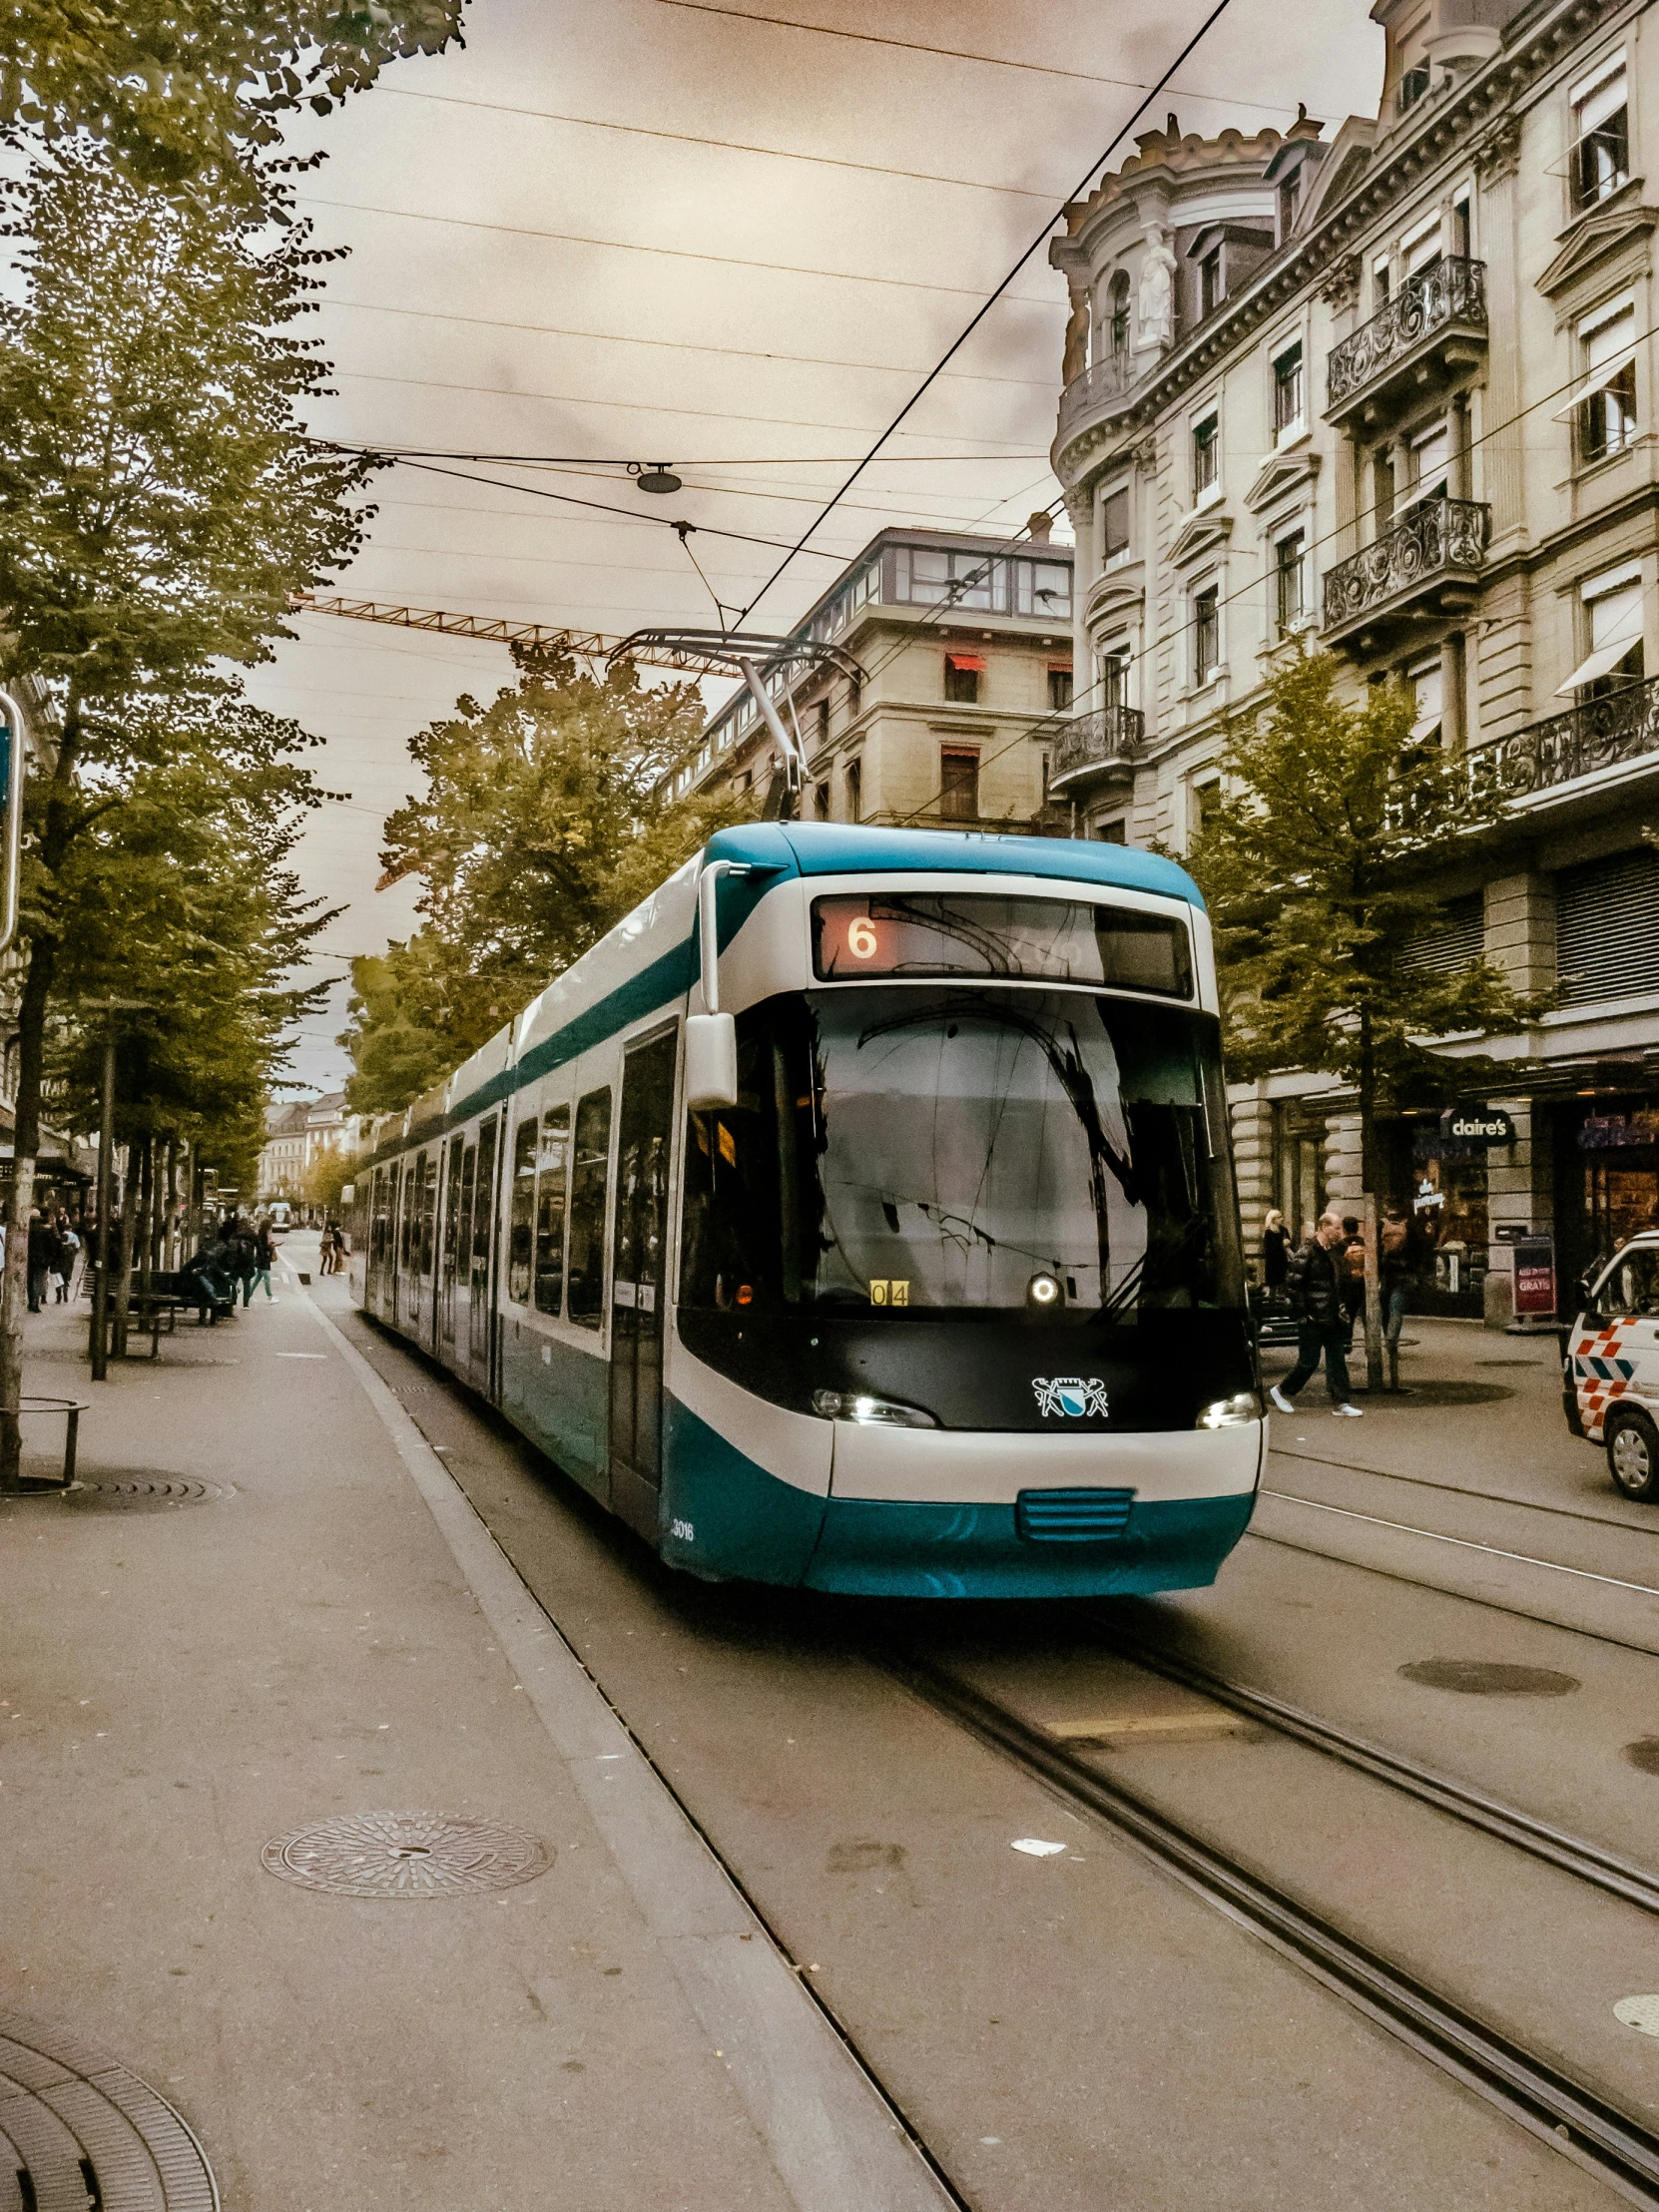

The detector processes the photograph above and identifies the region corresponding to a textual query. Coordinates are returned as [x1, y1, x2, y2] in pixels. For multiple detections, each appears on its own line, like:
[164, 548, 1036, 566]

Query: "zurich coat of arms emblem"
[1032, 1377, 1110, 1419]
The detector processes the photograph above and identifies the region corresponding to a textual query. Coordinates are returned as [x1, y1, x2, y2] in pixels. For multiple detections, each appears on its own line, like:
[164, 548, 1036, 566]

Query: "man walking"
[1269, 1210, 1365, 1418]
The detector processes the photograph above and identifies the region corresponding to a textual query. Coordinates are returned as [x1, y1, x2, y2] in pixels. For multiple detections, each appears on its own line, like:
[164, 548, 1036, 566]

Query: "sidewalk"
[0, 1244, 944, 2211]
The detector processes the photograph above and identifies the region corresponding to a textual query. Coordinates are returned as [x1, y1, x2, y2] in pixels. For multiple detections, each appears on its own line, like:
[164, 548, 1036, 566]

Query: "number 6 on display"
[847, 915, 878, 960]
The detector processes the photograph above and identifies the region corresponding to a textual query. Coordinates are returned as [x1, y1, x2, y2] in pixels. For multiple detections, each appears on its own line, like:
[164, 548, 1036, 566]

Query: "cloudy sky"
[255, 0, 1384, 1093]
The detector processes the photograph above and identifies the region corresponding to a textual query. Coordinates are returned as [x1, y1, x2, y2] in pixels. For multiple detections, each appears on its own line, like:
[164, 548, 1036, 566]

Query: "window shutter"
[1401, 892, 1483, 973]
[1556, 849, 1659, 1004]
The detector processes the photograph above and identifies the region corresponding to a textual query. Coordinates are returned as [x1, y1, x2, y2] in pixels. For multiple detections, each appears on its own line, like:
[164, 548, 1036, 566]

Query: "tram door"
[608, 1027, 677, 1537]
[468, 1112, 502, 1396]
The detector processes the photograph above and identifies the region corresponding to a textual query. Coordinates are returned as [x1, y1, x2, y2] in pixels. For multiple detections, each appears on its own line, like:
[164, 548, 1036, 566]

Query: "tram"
[349, 824, 1262, 1597]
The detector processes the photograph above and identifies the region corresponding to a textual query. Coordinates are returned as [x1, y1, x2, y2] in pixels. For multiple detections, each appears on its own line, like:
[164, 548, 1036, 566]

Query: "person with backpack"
[1269, 1210, 1365, 1418]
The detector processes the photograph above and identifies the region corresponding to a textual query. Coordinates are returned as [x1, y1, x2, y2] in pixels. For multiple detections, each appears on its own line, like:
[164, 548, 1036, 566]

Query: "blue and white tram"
[349, 824, 1262, 1597]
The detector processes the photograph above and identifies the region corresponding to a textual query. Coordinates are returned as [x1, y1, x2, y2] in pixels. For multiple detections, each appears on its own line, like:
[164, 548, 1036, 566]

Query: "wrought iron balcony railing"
[1049, 705, 1145, 795]
[1326, 256, 1486, 422]
[1467, 672, 1659, 801]
[1323, 498, 1488, 639]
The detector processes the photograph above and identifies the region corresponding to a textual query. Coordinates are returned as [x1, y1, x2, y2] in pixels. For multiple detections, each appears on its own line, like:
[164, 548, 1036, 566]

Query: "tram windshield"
[680, 987, 1244, 1320]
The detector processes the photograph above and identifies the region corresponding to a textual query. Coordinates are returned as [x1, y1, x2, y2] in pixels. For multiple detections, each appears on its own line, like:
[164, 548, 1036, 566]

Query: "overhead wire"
[738, 0, 1240, 622]
[644, 0, 1293, 114]
[297, 194, 1063, 306]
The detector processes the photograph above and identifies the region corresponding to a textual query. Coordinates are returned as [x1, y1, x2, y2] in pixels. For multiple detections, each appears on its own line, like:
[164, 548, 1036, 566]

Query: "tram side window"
[509, 1117, 537, 1304]
[371, 1169, 390, 1265]
[419, 1151, 438, 1277]
[680, 1001, 815, 1311]
[565, 1087, 612, 1329]
[398, 1165, 415, 1272]
[442, 1135, 464, 1290]
[535, 1104, 570, 1316]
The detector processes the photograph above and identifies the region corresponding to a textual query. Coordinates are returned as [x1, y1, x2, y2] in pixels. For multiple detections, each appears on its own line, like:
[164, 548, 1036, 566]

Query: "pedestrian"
[1380, 1208, 1420, 1391]
[1261, 1208, 1291, 1290]
[1269, 1210, 1365, 1418]
[25, 1208, 52, 1314]
[231, 1220, 259, 1307]
[1338, 1214, 1367, 1350]
[250, 1221, 276, 1301]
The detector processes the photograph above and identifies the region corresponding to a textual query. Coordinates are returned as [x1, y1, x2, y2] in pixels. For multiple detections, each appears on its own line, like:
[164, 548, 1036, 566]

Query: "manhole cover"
[261, 1810, 551, 1898]
[0, 2011, 218, 2209]
[1622, 1738, 1659, 1776]
[1399, 1659, 1579, 1697]
[5, 1475, 231, 1510]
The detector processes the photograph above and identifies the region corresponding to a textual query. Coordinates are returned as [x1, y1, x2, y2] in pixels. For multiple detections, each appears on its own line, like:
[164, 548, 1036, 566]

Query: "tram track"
[1088, 1623, 1659, 1915]
[889, 1649, 1659, 2211]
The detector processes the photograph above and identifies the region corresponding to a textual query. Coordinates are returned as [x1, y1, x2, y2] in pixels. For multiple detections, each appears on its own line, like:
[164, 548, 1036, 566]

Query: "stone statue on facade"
[1062, 293, 1090, 383]
[1135, 226, 1178, 351]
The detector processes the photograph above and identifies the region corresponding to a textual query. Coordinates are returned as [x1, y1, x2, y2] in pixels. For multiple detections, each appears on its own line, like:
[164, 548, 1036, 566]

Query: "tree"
[0, 151, 371, 1479]
[340, 643, 756, 1114]
[0, 2, 465, 191]
[1186, 650, 1548, 1387]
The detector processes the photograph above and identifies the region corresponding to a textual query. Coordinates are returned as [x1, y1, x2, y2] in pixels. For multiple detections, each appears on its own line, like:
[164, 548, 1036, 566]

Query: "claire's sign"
[1439, 1106, 1515, 1147]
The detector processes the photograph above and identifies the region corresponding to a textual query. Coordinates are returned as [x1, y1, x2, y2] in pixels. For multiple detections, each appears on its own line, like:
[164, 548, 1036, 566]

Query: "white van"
[1564, 1234, 1659, 1498]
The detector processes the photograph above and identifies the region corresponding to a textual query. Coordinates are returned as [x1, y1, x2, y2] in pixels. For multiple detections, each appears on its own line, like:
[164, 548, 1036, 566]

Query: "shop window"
[940, 748, 979, 822]
[944, 653, 982, 705]
[1048, 665, 1074, 712]
[1192, 412, 1219, 500]
[1576, 295, 1637, 464]
[1273, 342, 1305, 438]
[1571, 54, 1628, 212]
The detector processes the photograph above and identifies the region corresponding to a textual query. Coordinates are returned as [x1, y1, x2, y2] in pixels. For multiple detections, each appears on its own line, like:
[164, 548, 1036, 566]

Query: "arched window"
[1110, 273, 1132, 364]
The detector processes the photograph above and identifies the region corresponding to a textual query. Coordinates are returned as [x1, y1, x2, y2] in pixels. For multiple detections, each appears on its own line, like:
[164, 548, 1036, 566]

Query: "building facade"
[1051, 0, 1659, 1320]
[668, 525, 1077, 832]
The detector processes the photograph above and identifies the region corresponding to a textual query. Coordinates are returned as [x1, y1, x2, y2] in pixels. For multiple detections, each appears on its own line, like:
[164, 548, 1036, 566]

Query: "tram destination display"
[812, 891, 1194, 996]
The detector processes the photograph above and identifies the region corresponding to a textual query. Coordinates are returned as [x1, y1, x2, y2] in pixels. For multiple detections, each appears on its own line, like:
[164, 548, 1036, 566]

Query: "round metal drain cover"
[1399, 1658, 1579, 1697]
[0, 2011, 218, 2209]
[1623, 1738, 1659, 1776]
[262, 1810, 551, 1898]
[8, 1475, 230, 1510]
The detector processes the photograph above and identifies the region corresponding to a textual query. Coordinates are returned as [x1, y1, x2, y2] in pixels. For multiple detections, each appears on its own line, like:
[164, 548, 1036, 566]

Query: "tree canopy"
[0, 2, 465, 189]
[341, 644, 756, 1114]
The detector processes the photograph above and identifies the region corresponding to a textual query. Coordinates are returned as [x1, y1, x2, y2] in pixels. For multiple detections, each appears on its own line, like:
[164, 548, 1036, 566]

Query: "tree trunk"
[164, 1139, 178, 1270]
[112, 1141, 139, 1358]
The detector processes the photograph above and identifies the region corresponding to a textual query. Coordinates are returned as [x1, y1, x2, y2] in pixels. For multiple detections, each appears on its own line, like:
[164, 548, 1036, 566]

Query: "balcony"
[1325, 257, 1487, 430]
[1056, 354, 1136, 447]
[1467, 673, 1659, 804]
[1322, 497, 1488, 648]
[1048, 705, 1144, 798]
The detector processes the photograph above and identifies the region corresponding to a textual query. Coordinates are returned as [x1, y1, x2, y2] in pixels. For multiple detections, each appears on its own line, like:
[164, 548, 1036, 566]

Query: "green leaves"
[0, 2, 465, 191]
[1186, 648, 1546, 1112]
[340, 644, 758, 1114]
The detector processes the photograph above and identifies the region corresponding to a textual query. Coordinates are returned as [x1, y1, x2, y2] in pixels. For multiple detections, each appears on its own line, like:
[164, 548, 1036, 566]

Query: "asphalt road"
[321, 1266, 1659, 2210]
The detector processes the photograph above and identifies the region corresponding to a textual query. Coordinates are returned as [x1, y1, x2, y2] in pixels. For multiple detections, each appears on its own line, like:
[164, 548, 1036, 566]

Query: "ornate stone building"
[1051, 0, 1659, 1319]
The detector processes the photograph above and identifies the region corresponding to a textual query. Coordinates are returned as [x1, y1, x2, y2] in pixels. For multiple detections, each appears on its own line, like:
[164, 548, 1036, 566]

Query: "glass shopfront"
[1409, 1118, 1489, 1317]
[1566, 1097, 1659, 1279]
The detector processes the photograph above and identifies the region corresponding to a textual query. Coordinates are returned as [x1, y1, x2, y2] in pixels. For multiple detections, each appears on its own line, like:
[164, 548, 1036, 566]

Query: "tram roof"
[704, 823, 1206, 908]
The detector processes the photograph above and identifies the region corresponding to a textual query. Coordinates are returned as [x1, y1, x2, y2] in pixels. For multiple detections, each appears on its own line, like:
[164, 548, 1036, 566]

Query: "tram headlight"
[1196, 1391, 1262, 1428]
[812, 1388, 939, 1429]
[1026, 1271, 1064, 1310]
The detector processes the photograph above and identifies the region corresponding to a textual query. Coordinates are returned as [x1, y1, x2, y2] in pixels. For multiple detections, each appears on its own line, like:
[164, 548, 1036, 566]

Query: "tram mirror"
[685, 1011, 740, 1110]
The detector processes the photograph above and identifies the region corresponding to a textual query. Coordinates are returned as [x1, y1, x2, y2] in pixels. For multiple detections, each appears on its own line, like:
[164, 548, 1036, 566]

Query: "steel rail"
[889, 1652, 1659, 2209]
[1095, 1627, 1659, 1917]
